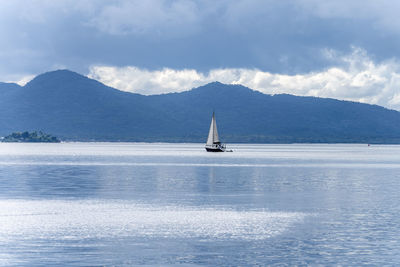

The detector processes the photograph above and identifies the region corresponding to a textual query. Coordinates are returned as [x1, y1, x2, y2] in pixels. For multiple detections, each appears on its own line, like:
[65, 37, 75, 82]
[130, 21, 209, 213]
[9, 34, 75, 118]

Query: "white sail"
[206, 112, 220, 145]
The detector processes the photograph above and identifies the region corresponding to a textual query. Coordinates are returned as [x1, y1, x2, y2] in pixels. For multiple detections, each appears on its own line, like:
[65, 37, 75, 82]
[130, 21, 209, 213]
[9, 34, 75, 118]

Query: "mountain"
[0, 82, 21, 95]
[1, 69, 400, 143]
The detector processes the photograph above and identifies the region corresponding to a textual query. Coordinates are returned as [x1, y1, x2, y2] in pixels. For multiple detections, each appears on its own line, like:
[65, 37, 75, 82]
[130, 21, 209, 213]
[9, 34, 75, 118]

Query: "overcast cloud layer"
[2, 1, 400, 109]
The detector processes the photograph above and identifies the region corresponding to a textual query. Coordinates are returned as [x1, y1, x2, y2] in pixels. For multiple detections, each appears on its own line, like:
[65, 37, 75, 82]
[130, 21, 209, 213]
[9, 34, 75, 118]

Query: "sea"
[0, 143, 399, 266]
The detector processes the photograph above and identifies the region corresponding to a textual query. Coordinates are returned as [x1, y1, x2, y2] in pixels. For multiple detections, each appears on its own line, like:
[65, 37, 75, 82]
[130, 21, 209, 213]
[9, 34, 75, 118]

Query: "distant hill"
[1, 69, 400, 143]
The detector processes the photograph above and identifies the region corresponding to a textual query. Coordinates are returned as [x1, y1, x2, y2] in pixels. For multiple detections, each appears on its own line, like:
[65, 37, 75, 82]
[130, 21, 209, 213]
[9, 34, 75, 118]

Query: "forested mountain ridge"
[1, 69, 400, 143]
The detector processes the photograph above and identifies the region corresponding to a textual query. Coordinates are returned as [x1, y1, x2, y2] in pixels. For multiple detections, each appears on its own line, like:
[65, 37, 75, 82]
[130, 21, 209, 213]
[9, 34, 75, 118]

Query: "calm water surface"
[0, 143, 399, 266]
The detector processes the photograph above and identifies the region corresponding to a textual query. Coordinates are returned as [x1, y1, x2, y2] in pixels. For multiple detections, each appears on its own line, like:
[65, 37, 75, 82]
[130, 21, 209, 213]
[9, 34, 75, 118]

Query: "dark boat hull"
[205, 147, 225, 152]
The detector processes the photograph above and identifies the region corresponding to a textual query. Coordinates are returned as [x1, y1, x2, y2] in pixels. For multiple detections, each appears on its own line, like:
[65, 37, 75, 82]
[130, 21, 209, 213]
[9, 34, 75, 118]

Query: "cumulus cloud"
[14, 75, 36, 86]
[88, 66, 204, 95]
[89, 48, 400, 110]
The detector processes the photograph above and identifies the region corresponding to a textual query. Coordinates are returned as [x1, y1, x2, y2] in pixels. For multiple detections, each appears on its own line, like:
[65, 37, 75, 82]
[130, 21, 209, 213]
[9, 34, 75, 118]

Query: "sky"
[3, 0, 400, 109]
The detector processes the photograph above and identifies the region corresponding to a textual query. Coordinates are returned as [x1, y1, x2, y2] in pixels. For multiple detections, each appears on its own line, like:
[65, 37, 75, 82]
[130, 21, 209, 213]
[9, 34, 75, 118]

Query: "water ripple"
[0, 200, 306, 241]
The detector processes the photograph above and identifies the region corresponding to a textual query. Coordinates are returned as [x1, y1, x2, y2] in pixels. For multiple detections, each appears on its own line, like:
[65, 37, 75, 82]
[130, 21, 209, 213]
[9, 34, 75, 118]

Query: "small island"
[1, 131, 61, 143]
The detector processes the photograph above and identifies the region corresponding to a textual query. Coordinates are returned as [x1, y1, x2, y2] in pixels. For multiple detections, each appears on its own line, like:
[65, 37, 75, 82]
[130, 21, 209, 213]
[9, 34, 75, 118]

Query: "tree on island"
[1, 131, 60, 143]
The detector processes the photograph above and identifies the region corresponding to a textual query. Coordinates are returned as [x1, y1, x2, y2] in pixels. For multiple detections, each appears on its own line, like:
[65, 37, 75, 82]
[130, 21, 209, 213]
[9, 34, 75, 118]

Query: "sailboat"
[205, 112, 231, 152]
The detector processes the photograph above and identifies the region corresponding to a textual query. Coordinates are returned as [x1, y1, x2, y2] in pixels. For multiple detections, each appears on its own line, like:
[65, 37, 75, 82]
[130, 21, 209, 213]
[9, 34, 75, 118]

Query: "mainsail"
[206, 112, 220, 145]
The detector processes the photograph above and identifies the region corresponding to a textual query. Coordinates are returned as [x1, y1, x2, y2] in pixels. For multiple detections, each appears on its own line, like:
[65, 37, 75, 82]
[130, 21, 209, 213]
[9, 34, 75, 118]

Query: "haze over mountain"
[1, 69, 400, 143]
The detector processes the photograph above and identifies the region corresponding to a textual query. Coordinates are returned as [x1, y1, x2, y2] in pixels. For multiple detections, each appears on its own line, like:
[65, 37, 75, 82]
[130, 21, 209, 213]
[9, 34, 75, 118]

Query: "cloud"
[13, 75, 36, 86]
[297, 0, 400, 33]
[3, 0, 400, 83]
[84, 0, 400, 36]
[88, 48, 400, 110]
[87, 0, 201, 36]
[88, 66, 205, 95]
